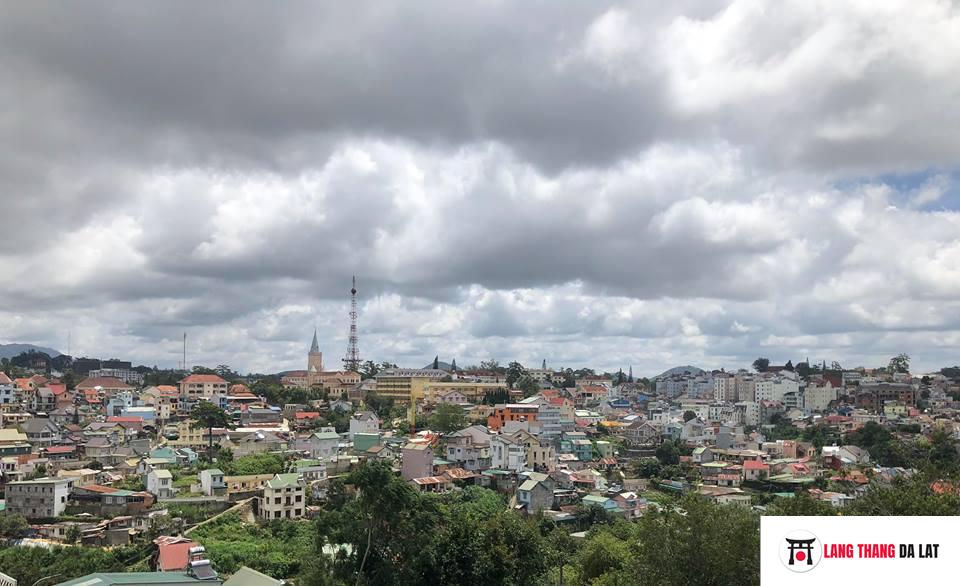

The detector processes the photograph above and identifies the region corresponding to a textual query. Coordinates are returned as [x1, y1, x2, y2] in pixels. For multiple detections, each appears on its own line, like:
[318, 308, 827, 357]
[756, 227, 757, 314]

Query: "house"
[71, 484, 155, 516]
[0, 428, 31, 457]
[691, 446, 714, 464]
[401, 443, 434, 480]
[154, 536, 202, 571]
[742, 459, 770, 481]
[199, 468, 226, 496]
[147, 468, 174, 499]
[259, 473, 306, 520]
[300, 431, 340, 460]
[611, 492, 646, 519]
[581, 494, 620, 513]
[19, 417, 61, 448]
[410, 475, 454, 493]
[0, 372, 16, 406]
[622, 420, 661, 446]
[5, 477, 73, 518]
[232, 430, 284, 457]
[517, 473, 554, 513]
[57, 467, 100, 486]
[445, 425, 492, 471]
[821, 445, 871, 469]
[240, 407, 282, 427]
[490, 433, 527, 472]
[348, 411, 380, 440]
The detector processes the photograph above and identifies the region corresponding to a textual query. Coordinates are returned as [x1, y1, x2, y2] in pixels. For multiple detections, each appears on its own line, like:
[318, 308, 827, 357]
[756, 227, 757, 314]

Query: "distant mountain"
[0, 343, 62, 360]
[656, 365, 704, 379]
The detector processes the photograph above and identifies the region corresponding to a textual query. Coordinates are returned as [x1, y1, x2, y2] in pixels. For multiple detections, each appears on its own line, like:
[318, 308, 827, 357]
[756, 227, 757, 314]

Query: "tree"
[480, 359, 502, 373]
[65, 524, 82, 544]
[784, 360, 794, 371]
[655, 440, 682, 465]
[359, 361, 381, 380]
[190, 401, 230, 460]
[888, 353, 911, 374]
[505, 361, 525, 389]
[364, 391, 394, 420]
[683, 410, 697, 422]
[428, 404, 468, 434]
[517, 375, 539, 398]
[432, 356, 440, 370]
[0, 512, 28, 538]
[752, 357, 770, 372]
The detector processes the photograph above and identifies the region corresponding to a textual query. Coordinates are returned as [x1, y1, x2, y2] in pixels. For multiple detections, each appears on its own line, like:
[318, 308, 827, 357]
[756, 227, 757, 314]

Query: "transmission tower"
[343, 275, 361, 372]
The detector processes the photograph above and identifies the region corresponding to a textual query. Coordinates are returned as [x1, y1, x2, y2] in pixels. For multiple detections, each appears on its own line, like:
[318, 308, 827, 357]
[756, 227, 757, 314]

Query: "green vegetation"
[222, 453, 285, 476]
[425, 403, 469, 433]
[0, 512, 29, 538]
[0, 545, 147, 585]
[191, 512, 313, 578]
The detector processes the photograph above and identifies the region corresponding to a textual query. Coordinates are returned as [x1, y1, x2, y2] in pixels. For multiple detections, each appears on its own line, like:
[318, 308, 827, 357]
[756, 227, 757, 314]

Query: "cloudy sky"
[3, 1, 960, 376]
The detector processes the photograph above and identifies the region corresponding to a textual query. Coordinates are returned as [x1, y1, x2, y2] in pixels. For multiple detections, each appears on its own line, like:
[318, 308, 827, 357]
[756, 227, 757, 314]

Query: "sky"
[2, 1, 960, 377]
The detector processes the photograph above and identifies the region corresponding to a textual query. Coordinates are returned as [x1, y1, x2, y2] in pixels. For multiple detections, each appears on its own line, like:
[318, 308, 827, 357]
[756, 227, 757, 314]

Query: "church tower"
[307, 329, 323, 385]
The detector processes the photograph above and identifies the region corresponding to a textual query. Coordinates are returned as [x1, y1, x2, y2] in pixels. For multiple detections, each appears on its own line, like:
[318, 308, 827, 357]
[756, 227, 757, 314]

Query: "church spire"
[310, 329, 320, 353]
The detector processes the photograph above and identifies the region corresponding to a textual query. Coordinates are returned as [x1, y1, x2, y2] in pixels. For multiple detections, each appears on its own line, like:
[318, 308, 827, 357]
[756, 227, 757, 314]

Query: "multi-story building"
[88, 368, 145, 386]
[259, 473, 306, 520]
[445, 425, 491, 471]
[713, 374, 735, 403]
[803, 381, 838, 412]
[486, 404, 539, 431]
[490, 433, 528, 472]
[421, 381, 507, 404]
[0, 372, 17, 407]
[178, 374, 229, 400]
[401, 443, 434, 480]
[374, 368, 447, 403]
[5, 477, 73, 518]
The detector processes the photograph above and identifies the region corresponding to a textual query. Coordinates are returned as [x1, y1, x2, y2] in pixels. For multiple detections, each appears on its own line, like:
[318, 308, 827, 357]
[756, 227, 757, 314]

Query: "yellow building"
[422, 381, 508, 404]
[374, 369, 447, 403]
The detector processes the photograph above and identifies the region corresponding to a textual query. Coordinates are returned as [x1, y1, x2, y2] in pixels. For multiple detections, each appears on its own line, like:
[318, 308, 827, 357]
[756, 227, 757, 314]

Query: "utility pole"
[183, 332, 187, 373]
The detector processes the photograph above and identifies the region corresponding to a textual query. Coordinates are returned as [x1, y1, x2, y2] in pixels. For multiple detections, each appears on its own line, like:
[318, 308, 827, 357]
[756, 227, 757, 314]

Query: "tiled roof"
[179, 374, 228, 384]
[155, 537, 200, 571]
[77, 377, 133, 389]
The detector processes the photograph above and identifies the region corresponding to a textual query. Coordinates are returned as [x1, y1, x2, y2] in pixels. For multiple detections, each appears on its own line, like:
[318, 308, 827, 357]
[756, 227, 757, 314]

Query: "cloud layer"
[2, 1, 959, 375]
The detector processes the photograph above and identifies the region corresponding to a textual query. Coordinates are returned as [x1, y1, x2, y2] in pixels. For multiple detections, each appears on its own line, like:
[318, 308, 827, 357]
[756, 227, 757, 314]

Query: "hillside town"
[1, 329, 959, 584]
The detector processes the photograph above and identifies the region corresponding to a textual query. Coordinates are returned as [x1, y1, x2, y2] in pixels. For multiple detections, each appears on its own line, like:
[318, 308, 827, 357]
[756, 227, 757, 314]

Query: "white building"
[804, 381, 838, 412]
[259, 473, 306, 520]
[146, 468, 174, 499]
[348, 411, 380, 440]
[490, 433, 528, 472]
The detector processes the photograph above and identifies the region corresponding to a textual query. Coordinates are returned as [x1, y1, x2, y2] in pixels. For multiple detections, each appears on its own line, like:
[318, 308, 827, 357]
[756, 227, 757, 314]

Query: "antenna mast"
[343, 276, 361, 372]
[183, 332, 187, 373]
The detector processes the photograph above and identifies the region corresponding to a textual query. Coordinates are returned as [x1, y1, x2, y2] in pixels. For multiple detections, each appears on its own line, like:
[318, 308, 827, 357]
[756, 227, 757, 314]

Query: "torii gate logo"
[780, 530, 822, 573]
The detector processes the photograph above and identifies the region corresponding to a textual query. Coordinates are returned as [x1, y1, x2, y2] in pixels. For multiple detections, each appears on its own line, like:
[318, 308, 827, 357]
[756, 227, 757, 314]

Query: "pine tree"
[451, 358, 457, 372]
[433, 355, 439, 370]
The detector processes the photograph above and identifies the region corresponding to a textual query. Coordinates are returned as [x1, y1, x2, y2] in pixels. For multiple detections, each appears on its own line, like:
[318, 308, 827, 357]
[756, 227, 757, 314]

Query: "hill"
[0, 343, 61, 360]
[656, 365, 704, 379]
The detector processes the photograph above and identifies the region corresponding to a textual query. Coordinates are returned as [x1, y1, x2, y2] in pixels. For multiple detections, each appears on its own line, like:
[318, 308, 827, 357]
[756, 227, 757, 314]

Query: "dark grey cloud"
[3, 1, 960, 374]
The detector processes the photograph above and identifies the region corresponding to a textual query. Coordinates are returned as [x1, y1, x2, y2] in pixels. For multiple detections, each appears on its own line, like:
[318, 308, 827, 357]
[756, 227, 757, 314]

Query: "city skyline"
[2, 2, 959, 374]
